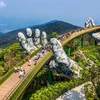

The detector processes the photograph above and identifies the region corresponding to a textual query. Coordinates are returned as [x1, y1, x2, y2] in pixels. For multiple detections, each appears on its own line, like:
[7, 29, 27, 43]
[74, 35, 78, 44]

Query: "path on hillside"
[56, 82, 91, 100]
[0, 51, 48, 100]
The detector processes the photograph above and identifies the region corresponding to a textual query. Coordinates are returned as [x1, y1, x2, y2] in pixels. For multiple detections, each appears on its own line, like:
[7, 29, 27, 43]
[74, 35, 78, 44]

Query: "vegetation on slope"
[71, 46, 100, 68]
[29, 46, 100, 100]
[84, 83, 99, 100]
[0, 43, 25, 77]
[0, 25, 99, 99]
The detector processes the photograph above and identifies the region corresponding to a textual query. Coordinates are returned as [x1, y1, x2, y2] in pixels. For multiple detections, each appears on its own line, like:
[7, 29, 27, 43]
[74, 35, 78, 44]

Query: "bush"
[29, 78, 86, 100]
[84, 83, 99, 100]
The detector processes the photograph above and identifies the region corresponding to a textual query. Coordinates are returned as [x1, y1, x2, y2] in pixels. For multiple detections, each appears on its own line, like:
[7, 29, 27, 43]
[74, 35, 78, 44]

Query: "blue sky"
[0, 0, 100, 26]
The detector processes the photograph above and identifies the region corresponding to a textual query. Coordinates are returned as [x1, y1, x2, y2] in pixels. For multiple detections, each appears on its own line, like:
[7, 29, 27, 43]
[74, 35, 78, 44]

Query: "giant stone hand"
[85, 17, 100, 42]
[34, 29, 41, 48]
[18, 32, 32, 54]
[26, 28, 37, 51]
[41, 31, 48, 47]
[50, 38, 82, 78]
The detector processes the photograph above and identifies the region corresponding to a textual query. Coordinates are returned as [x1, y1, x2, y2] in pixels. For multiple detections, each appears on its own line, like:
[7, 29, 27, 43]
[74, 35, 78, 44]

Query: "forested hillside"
[0, 20, 80, 48]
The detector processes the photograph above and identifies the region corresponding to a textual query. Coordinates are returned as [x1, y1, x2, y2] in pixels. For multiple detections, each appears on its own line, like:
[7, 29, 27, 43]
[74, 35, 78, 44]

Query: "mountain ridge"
[0, 20, 80, 48]
[0, 32, 3, 35]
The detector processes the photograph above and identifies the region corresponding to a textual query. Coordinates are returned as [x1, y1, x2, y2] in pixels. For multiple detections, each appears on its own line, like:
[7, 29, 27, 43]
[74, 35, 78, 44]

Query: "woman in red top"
[27, 55, 30, 61]
[27, 55, 31, 66]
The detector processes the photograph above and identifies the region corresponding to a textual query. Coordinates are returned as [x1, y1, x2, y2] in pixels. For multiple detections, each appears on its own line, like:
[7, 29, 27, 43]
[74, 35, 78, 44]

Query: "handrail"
[3, 60, 34, 100]
[3, 52, 53, 100]
[10, 52, 53, 100]
[3, 26, 100, 100]
[3, 48, 41, 100]
[62, 26, 100, 46]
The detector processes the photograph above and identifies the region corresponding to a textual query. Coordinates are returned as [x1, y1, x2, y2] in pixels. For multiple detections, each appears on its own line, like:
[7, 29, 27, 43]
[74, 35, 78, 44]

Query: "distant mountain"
[0, 32, 3, 36]
[30, 20, 80, 35]
[0, 20, 80, 48]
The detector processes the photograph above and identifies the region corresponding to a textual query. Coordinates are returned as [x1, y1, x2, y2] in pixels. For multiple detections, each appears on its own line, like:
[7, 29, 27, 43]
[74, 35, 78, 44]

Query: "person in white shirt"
[19, 70, 24, 78]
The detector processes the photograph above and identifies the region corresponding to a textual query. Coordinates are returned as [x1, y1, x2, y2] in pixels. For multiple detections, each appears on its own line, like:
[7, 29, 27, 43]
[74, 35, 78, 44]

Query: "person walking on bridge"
[27, 55, 32, 66]
[19, 70, 24, 78]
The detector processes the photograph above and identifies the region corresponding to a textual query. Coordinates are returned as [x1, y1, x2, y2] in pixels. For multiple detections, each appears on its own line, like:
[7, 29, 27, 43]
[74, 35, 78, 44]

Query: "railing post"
[94, 40, 97, 46]
[48, 69, 53, 85]
[81, 37, 84, 48]
[67, 46, 71, 57]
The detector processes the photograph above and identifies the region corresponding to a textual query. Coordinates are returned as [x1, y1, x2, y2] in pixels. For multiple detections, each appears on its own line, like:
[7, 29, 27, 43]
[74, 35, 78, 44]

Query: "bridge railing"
[3, 59, 36, 100]
[59, 25, 100, 42]
[62, 26, 100, 46]
[3, 51, 53, 100]
[3, 48, 42, 100]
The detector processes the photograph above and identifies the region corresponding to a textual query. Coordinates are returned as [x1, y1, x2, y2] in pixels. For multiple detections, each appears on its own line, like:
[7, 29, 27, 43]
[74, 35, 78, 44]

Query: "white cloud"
[0, 1, 6, 8]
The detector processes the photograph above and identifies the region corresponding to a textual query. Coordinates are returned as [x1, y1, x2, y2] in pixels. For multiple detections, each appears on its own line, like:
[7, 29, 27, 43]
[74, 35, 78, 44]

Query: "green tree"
[52, 32, 58, 38]
[0, 66, 5, 76]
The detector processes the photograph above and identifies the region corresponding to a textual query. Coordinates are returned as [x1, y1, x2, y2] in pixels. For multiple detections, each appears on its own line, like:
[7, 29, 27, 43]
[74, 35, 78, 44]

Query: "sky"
[0, 0, 100, 26]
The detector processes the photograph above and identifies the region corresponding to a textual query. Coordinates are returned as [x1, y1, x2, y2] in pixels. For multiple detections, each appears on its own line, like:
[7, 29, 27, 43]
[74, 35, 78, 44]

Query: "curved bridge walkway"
[0, 52, 52, 100]
[0, 26, 100, 100]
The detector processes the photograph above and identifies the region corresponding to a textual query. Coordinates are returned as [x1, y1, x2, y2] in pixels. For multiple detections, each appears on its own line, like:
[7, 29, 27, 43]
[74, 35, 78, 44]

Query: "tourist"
[14, 67, 18, 73]
[23, 69, 25, 74]
[47, 45, 51, 52]
[27, 55, 31, 62]
[33, 55, 38, 65]
[37, 53, 40, 59]
[34, 60, 37, 65]
[17, 66, 20, 71]
[41, 49, 45, 55]
[27, 55, 32, 66]
[34, 55, 38, 60]
[19, 70, 24, 78]
[20, 66, 23, 71]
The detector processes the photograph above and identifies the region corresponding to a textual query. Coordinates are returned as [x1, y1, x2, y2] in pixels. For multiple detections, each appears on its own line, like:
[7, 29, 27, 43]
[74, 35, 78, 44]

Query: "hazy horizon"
[0, 18, 81, 33]
[0, 0, 100, 32]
